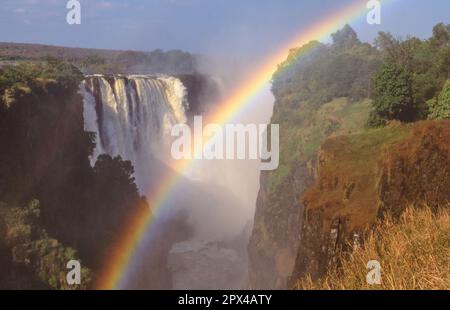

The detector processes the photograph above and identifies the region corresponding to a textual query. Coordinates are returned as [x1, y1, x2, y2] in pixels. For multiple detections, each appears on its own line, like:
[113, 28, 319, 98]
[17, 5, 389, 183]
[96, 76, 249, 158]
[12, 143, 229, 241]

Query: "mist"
[157, 51, 276, 289]
[78, 10, 278, 288]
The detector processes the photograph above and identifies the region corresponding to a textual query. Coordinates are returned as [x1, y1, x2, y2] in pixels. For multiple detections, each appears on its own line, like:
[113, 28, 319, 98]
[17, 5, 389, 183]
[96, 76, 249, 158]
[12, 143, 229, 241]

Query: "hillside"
[249, 25, 380, 289]
[0, 60, 149, 288]
[291, 120, 450, 283]
[249, 23, 450, 289]
[0, 42, 198, 75]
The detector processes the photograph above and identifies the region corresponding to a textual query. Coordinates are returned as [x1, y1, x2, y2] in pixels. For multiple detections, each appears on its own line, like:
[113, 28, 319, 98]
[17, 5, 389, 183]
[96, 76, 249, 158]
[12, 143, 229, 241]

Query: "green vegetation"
[371, 63, 415, 122]
[299, 121, 415, 244]
[268, 24, 379, 197]
[0, 60, 148, 289]
[251, 23, 450, 291]
[326, 122, 412, 174]
[428, 79, 450, 119]
[0, 43, 198, 75]
[0, 200, 91, 289]
[368, 23, 450, 125]
[273, 25, 380, 106]
[249, 26, 382, 288]
[268, 97, 373, 194]
[0, 58, 82, 90]
[256, 27, 386, 258]
[0, 58, 83, 109]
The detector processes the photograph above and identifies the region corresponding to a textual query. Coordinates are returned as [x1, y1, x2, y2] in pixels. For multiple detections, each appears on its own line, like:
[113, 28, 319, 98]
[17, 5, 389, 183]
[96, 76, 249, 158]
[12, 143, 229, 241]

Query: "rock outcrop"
[248, 161, 315, 289]
[290, 120, 450, 284]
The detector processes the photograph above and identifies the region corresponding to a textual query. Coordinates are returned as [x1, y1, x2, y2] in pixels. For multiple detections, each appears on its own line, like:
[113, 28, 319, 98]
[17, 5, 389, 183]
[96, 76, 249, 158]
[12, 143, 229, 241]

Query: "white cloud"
[96, 1, 114, 9]
[14, 8, 26, 14]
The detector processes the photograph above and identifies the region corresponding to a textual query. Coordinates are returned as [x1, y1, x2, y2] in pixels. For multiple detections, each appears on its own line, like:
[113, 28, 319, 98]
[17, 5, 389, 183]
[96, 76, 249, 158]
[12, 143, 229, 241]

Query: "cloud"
[96, 1, 114, 10]
[14, 8, 26, 14]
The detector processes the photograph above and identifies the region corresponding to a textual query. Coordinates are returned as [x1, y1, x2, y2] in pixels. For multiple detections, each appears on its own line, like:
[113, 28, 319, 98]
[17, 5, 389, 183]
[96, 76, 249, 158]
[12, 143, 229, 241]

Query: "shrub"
[371, 62, 417, 123]
[428, 79, 450, 119]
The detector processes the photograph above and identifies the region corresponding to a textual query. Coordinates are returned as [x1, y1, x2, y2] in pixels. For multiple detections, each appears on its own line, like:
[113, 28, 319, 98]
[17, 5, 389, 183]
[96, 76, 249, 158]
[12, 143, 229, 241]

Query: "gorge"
[1, 21, 450, 290]
[80, 73, 261, 289]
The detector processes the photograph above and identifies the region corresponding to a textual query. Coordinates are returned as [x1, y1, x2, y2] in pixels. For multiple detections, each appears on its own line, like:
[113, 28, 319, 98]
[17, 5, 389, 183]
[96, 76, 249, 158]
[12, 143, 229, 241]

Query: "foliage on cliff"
[273, 25, 380, 106]
[0, 58, 83, 98]
[370, 63, 415, 123]
[428, 79, 450, 119]
[291, 119, 450, 286]
[0, 200, 91, 289]
[268, 24, 380, 196]
[250, 23, 450, 290]
[368, 23, 450, 125]
[249, 25, 378, 289]
[0, 60, 148, 289]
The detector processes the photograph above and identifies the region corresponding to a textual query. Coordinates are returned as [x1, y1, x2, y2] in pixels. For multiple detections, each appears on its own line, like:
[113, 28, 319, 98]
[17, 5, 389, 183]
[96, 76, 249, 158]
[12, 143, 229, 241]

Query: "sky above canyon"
[0, 0, 449, 58]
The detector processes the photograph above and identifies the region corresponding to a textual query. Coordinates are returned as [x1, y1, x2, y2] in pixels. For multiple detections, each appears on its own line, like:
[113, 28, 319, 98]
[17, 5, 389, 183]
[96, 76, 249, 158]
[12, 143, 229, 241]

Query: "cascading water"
[81, 74, 187, 190]
[80, 74, 262, 289]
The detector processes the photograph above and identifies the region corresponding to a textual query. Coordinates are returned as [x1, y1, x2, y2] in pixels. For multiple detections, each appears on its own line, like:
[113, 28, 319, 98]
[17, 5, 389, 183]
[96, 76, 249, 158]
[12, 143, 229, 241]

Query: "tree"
[374, 31, 399, 57]
[428, 79, 450, 119]
[371, 62, 416, 123]
[84, 55, 106, 66]
[93, 155, 139, 202]
[0, 200, 91, 289]
[331, 24, 360, 48]
[272, 25, 379, 106]
[86, 154, 148, 256]
[374, 32, 421, 71]
[431, 23, 450, 48]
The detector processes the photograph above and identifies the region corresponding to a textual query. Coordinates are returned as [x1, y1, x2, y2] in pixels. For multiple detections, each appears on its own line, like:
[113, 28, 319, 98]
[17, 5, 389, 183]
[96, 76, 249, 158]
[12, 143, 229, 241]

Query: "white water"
[81, 74, 187, 190]
[80, 75, 273, 289]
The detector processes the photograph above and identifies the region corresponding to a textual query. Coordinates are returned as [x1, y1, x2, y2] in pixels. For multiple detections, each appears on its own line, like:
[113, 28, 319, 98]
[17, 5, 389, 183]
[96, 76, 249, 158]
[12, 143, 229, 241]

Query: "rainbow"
[96, 0, 393, 289]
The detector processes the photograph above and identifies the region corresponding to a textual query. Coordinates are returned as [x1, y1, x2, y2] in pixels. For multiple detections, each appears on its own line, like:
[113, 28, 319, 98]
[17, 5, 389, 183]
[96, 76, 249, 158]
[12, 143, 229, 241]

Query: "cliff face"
[290, 120, 450, 283]
[248, 73, 450, 289]
[176, 74, 221, 117]
[0, 61, 151, 288]
[0, 79, 92, 207]
[248, 161, 314, 289]
[248, 98, 373, 289]
[378, 121, 450, 214]
[248, 26, 383, 289]
[248, 23, 450, 289]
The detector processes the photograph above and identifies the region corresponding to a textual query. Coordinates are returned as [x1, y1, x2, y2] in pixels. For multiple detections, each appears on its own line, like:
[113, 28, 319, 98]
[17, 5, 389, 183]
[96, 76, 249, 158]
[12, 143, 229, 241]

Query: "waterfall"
[80, 73, 262, 289]
[81, 74, 188, 190]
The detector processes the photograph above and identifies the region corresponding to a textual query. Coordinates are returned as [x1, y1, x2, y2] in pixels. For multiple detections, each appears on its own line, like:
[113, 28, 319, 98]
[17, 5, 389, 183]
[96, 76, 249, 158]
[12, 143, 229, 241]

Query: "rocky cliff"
[248, 98, 373, 289]
[248, 24, 450, 289]
[291, 120, 450, 284]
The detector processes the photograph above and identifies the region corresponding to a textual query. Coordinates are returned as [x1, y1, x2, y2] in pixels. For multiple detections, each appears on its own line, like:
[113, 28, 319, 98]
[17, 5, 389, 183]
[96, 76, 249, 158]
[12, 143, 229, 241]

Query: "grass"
[333, 99, 372, 135]
[267, 98, 372, 193]
[325, 122, 412, 172]
[301, 118, 414, 235]
[297, 205, 450, 290]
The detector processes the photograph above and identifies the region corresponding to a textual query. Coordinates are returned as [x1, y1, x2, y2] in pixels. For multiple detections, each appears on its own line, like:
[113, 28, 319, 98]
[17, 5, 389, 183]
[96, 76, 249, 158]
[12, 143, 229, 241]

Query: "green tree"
[331, 24, 360, 48]
[430, 23, 450, 48]
[428, 79, 450, 119]
[272, 25, 379, 106]
[0, 200, 91, 289]
[77, 154, 149, 258]
[370, 62, 416, 123]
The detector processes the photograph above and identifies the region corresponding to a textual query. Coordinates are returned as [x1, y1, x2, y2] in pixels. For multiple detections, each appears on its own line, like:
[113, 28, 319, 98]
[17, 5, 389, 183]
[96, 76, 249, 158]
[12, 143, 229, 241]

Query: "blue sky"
[0, 0, 449, 57]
